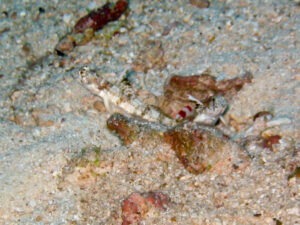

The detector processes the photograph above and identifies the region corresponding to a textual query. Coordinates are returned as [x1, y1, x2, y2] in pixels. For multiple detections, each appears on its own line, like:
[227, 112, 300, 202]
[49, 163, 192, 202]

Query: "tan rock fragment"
[164, 122, 249, 174]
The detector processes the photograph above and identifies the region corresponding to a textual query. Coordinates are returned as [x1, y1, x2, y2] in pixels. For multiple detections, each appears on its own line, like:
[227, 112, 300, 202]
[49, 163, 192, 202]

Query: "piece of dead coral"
[121, 191, 170, 225]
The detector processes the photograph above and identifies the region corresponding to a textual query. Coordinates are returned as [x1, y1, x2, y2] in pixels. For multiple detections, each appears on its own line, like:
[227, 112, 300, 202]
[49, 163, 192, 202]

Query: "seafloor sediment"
[0, 0, 299, 224]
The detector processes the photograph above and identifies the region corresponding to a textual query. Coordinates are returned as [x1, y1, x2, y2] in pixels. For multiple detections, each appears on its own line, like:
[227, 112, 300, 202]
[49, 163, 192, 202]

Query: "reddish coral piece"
[121, 193, 147, 225]
[121, 192, 170, 225]
[74, 0, 128, 33]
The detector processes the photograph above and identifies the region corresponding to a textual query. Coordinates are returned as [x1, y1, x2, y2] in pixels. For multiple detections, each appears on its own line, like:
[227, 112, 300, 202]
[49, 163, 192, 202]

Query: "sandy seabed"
[0, 0, 299, 224]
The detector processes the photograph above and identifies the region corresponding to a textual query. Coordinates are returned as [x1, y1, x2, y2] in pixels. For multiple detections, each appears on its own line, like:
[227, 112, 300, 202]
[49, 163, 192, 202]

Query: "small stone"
[106, 113, 166, 146]
[35, 215, 43, 222]
[20, 11, 26, 17]
[189, 0, 210, 8]
[93, 100, 106, 112]
[107, 113, 142, 145]
[28, 200, 36, 207]
[62, 14, 73, 25]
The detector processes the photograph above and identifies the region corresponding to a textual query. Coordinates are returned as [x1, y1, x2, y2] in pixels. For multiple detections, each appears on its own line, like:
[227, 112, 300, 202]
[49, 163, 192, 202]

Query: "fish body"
[78, 68, 251, 128]
[78, 67, 174, 125]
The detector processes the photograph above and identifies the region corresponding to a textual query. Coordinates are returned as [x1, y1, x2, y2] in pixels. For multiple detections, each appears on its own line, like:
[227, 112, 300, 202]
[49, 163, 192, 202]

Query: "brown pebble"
[35, 215, 43, 222]
[93, 100, 106, 112]
[107, 113, 166, 146]
[189, 0, 210, 8]
[107, 113, 141, 145]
